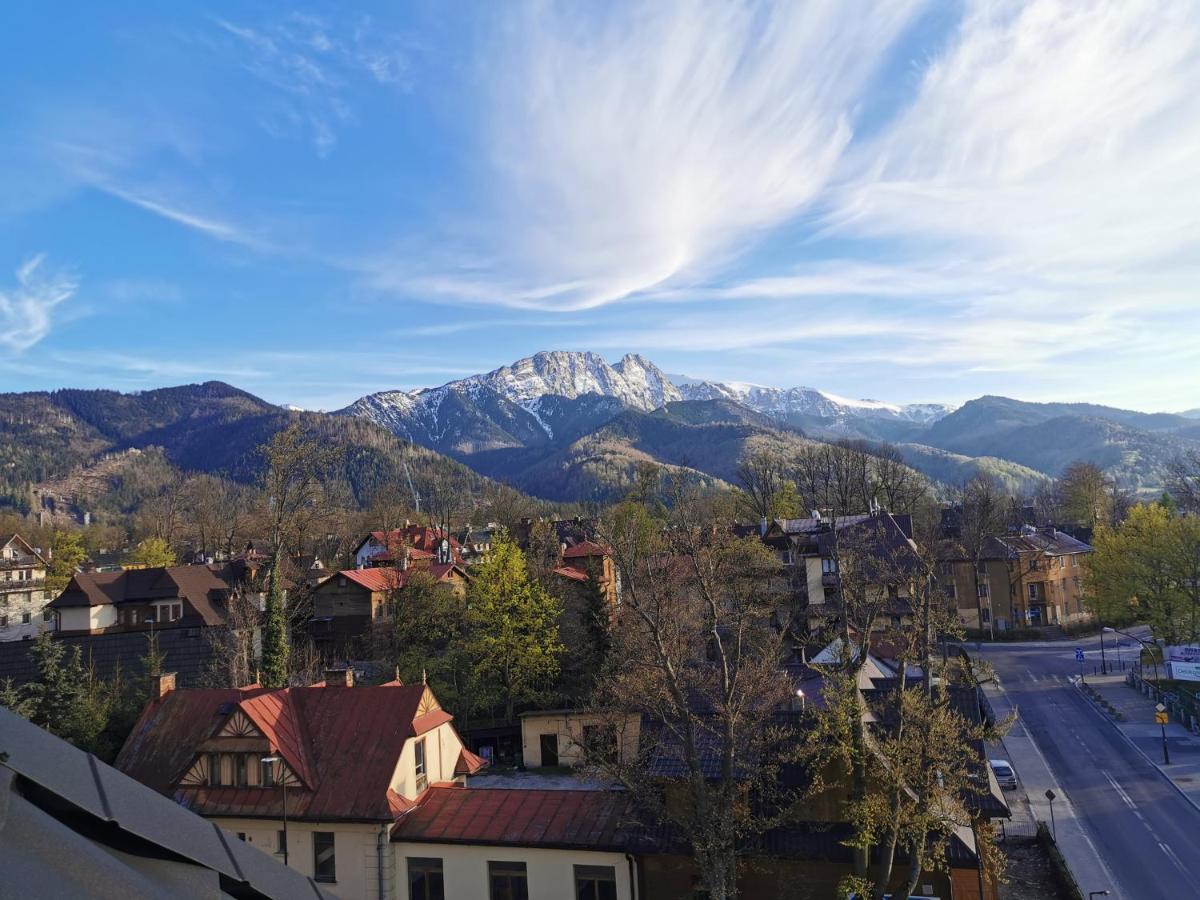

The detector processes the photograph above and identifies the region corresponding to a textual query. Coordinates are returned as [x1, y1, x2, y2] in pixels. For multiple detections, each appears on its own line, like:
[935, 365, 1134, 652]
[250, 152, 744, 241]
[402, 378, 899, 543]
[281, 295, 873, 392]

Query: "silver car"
[990, 758, 1018, 790]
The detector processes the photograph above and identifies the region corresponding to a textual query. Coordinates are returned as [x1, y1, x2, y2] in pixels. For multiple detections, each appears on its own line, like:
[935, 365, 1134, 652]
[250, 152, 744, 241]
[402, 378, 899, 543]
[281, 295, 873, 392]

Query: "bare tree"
[956, 476, 1008, 639]
[870, 443, 929, 515]
[736, 448, 787, 521]
[587, 495, 797, 900]
[1166, 449, 1200, 514]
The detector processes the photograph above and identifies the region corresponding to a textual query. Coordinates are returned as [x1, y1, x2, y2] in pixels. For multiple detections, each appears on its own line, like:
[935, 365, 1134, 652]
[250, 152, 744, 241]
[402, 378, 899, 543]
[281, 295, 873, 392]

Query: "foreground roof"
[0, 706, 334, 900]
[117, 681, 455, 822]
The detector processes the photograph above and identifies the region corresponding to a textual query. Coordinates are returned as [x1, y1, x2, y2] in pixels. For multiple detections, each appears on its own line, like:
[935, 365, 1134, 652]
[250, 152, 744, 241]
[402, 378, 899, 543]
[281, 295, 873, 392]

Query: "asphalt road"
[975, 633, 1200, 900]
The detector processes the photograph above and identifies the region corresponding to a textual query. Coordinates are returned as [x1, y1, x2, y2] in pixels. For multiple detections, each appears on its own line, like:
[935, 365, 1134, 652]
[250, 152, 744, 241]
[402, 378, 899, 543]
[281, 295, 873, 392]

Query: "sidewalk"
[1080, 673, 1200, 811]
[982, 681, 1120, 899]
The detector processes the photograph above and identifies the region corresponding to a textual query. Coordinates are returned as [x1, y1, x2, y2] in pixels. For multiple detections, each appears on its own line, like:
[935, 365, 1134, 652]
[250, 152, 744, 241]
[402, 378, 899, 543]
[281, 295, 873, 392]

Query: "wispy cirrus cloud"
[210, 12, 413, 157]
[384, 0, 925, 311]
[0, 254, 78, 352]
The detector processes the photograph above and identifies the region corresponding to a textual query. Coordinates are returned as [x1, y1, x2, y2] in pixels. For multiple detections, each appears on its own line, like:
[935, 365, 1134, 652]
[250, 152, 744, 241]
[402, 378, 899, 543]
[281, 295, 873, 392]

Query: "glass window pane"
[313, 832, 336, 882]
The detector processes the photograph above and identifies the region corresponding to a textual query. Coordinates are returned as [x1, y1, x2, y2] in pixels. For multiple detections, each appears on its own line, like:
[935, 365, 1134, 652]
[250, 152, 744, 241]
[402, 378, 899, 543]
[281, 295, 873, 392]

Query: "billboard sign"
[1165, 645, 1200, 682]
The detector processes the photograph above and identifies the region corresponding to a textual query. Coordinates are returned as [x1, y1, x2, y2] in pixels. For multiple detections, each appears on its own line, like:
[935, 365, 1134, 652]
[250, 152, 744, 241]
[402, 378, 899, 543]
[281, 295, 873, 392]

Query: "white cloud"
[0, 254, 78, 352]
[393, 0, 923, 311]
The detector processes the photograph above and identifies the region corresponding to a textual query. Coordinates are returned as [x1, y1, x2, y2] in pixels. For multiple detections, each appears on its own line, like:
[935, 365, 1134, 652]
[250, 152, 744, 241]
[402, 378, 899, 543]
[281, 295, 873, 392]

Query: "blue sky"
[2, 1, 1198, 412]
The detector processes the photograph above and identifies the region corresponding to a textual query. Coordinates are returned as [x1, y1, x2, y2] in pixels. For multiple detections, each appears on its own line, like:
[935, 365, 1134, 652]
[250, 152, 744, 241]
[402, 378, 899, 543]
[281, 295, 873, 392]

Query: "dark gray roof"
[0, 628, 217, 688]
[0, 705, 335, 900]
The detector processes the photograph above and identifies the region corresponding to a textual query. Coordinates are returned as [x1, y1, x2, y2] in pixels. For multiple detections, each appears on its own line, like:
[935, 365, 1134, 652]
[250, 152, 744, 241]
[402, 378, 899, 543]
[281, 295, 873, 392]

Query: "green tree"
[22, 632, 110, 752]
[1059, 461, 1111, 526]
[127, 536, 176, 568]
[47, 530, 88, 591]
[464, 536, 563, 722]
[391, 570, 470, 703]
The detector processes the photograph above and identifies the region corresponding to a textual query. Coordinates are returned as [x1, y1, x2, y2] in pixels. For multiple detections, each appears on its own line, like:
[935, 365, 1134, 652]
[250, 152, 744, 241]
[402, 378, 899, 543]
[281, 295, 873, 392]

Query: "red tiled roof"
[454, 747, 487, 776]
[562, 540, 610, 559]
[392, 787, 635, 850]
[116, 682, 464, 823]
[336, 564, 466, 593]
[356, 526, 464, 563]
[553, 566, 589, 583]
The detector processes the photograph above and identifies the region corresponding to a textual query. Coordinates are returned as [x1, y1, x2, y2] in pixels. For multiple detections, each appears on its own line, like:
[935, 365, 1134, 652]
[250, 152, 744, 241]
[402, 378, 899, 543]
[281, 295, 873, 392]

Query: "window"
[575, 865, 617, 900]
[539, 733, 559, 767]
[261, 758, 276, 787]
[43, 609, 54, 622]
[488, 861, 528, 900]
[20, 612, 29, 625]
[982, 608, 991, 623]
[1028, 584, 1041, 601]
[408, 857, 445, 900]
[821, 558, 839, 574]
[276, 830, 286, 855]
[0, 615, 7, 628]
[1030, 558, 1040, 570]
[207, 753, 222, 786]
[943, 582, 957, 600]
[414, 737, 428, 793]
[977, 583, 989, 599]
[313, 832, 336, 882]
[234, 754, 247, 787]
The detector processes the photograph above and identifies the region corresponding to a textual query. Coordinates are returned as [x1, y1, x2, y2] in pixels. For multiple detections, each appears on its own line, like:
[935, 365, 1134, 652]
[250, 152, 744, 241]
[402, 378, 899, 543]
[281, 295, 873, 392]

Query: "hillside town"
[6, 414, 1200, 900]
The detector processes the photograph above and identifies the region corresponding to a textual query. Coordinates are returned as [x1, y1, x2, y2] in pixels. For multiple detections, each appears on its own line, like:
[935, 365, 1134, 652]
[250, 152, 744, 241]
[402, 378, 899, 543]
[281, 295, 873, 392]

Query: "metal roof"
[0, 705, 334, 900]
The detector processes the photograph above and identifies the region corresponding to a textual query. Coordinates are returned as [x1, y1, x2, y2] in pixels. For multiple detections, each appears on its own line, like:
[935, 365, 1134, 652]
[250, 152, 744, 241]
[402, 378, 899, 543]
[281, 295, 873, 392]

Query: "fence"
[995, 818, 1039, 843]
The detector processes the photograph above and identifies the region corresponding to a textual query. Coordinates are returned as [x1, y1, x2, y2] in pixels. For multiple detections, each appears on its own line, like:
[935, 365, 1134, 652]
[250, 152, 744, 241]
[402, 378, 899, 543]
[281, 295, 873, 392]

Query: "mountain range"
[338, 350, 1200, 500]
[2, 351, 1196, 518]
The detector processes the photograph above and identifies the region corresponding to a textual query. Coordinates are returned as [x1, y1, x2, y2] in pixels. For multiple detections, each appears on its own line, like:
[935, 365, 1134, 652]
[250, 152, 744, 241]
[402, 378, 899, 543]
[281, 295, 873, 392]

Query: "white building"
[0, 534, 52, 641]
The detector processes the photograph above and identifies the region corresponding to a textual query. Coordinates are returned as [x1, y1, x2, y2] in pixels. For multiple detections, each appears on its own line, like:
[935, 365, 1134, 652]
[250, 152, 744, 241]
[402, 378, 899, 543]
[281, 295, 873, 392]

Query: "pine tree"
[465, 536, 564, 722]
[260, 549, 290, 688]
[582, 562, 612, 672]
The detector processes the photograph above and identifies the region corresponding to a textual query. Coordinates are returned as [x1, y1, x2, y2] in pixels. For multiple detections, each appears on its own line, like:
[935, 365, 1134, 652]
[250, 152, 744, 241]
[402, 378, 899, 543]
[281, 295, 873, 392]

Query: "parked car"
[990, 758, 1018, 790]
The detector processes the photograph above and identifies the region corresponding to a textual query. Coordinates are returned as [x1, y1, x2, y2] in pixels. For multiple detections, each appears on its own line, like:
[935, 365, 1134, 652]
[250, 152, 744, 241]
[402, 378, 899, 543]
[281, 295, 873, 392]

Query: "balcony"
[0, 577, 46, 592]
[0, 557, 42, 571]
[821, 573, 840, 589]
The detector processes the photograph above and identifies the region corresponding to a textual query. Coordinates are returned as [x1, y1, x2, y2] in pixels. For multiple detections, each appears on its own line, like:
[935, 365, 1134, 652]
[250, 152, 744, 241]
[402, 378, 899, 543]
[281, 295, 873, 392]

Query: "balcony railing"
[0, 577, 46, 591]
[821, 573, 840, 589]
[0, 557, 43, 571]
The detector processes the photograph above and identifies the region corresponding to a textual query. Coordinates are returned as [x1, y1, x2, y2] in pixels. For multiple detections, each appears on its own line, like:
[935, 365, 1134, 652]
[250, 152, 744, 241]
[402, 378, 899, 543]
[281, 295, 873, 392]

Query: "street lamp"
[261, 756, 287, 865]
[795, 688, 805, 711]
[1099, 627, 1108, 675]
[1045, 788, 1057, 843]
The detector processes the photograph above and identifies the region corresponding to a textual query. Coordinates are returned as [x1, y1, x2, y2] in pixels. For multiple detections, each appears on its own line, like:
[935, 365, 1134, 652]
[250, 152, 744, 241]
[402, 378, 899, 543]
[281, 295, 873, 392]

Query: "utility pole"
[1099, 627, 1108, 675]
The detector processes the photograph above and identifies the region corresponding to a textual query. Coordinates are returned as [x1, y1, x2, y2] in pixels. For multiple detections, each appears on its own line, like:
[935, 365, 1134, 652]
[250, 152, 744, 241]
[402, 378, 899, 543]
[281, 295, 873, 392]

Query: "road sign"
[1075, 648, 1085, 662]
[1156, 711, 1169, 725]
[1156, 702, 1166, 712]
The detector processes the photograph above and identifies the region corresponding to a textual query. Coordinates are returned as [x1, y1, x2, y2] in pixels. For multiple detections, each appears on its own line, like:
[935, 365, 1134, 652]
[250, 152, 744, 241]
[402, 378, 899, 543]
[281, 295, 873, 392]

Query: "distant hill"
[0, 382, 494, 520]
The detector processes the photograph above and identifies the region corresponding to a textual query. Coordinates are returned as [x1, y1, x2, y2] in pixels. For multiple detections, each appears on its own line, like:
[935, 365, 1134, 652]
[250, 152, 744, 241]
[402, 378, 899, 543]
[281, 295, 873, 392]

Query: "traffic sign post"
[1045, 789, 1057, 842]
[1076, 647, 1086, 683]
[1157, 703, 1171, 765]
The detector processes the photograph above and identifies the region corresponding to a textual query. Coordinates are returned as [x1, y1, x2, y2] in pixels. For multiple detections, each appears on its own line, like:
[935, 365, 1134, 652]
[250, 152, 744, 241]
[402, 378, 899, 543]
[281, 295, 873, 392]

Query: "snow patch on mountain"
[466, 350, 681, 411]
[673, 377, 955, 423]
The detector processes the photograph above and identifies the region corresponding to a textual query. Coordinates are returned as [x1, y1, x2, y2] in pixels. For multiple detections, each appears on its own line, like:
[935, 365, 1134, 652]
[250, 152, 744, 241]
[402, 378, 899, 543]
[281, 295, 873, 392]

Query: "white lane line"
[1158, 841, 1189, 878]
[1104, 772, 1137, 811]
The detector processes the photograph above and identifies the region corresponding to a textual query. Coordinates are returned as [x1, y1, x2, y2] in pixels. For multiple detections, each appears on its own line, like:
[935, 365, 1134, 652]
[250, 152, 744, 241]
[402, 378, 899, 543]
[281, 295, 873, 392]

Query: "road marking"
[1158, 841, 1189, 878]
[1104, 772, 1137, 811]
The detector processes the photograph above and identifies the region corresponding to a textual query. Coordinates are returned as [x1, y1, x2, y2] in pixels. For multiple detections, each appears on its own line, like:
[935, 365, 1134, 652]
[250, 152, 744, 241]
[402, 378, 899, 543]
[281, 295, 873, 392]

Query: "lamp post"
[1157, 703, 1171, 766]
[1045, 788, 1057, 842]
[795, 688, 805, 712]
[261, 756, 287, 865]
[1099, 627, 1108, 675]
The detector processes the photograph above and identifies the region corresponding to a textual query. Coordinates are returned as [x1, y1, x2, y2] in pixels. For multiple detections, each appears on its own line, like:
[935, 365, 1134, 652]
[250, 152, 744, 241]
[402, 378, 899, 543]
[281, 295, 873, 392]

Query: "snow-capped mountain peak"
[672, 377, 954, 423]
[465, 350, 680, 411]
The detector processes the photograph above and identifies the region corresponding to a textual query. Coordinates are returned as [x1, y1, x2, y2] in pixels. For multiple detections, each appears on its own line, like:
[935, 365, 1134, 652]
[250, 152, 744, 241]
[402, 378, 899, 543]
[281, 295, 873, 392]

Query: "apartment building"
[0, 535, 52, 641]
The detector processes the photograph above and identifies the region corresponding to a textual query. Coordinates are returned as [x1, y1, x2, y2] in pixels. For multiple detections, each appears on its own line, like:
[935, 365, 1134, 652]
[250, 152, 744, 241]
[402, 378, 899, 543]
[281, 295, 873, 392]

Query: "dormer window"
[207, 753, 222, 786]
[414, 737, 427, 793]
[261, 757, 276, 786]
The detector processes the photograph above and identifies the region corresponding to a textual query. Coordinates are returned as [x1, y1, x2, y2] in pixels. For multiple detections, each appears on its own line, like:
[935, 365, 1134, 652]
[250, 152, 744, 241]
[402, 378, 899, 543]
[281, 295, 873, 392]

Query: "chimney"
[153, 672, 176, 699]
[324, 667, 354, 687]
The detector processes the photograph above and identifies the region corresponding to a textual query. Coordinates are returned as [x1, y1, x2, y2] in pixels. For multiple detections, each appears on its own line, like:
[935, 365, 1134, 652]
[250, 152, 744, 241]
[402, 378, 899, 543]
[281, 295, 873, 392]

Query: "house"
[307, 563, 470, 653]
[519, 709, 641, 769]
[0, 534, 52, 641]
[762, 511, 919, 633]
[939, 525, 1094, 631]
[0, 704, 335, 900]
[49, 564, 237, 635]
[115, 669, 488, 900]
[353, 525, 464, 569]
[391, 787, 638, 900]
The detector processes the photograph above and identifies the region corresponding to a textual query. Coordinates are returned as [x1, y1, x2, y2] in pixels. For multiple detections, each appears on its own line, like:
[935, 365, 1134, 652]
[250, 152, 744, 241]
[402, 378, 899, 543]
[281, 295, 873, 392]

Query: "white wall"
[216, 817, 393, 900]
[392, 843, 634, 900]
[390, 722, 465, 800]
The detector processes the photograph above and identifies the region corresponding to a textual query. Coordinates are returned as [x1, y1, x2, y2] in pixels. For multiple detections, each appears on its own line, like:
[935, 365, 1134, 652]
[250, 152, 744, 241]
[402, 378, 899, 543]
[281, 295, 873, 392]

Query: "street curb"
[1070, 678, 1200, 818]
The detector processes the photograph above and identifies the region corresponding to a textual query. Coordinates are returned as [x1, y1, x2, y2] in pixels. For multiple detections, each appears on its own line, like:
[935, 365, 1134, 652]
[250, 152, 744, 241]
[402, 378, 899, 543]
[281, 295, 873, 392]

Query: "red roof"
[336, 564, 465, 593]
[357, 526, 464, 564]
[116, 682, 473, 823]
[392, 787, 636, 850]
[454, 747, 488, 776]
[563, 540, 610, 559]
[553, 566, 589, 583]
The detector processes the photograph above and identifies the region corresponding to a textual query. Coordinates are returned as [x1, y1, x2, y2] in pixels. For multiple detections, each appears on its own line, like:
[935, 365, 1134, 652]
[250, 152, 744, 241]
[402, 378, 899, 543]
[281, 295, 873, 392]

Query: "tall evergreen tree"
[260, 550, 290, 688]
